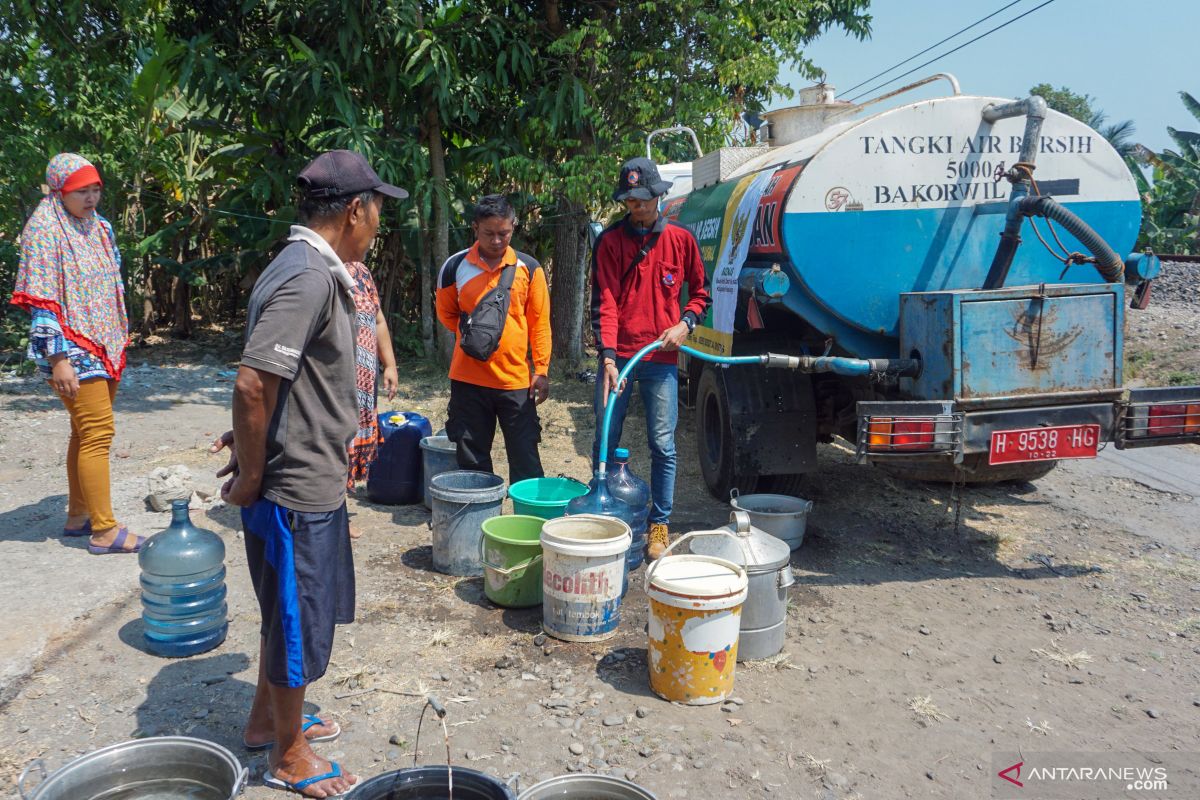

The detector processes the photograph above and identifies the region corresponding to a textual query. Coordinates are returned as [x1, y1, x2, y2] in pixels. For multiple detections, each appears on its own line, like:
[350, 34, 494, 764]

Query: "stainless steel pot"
[730, 489, 813, 550]
[518, 773, 658, 799]
[18, 736, 247, 800]
[690, 511, 794, 661]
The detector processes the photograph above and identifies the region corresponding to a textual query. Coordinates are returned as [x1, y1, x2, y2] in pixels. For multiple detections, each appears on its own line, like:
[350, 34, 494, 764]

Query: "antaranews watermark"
[991, 752, 1199, 798]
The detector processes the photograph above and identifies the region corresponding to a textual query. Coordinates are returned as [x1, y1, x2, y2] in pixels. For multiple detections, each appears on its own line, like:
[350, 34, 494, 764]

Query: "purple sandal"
[63, 520, 92, 537]
[88, 527, 145, 555]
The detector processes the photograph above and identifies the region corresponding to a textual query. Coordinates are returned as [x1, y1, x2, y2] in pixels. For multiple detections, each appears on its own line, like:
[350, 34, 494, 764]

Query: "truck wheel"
[875, 454, 1057, 485]
[696, 367, 757, 498]
[756, 473, 807, 496]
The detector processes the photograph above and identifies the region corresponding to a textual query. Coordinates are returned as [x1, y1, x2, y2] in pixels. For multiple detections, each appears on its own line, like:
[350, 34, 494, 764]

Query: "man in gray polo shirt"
[212, 150, 406, 797]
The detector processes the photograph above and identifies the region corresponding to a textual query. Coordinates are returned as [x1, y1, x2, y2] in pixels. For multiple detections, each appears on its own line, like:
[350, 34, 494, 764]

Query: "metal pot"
[518, 774, 657, 799]
[730, 489, 813, 550]
[18, 736, 247, 800]
[348, 766, 516, 800]
[690, 510, 794, 661]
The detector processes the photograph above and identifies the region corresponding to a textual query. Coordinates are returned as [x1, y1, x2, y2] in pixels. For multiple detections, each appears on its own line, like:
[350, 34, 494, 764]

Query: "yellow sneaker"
[647, 523, 670, 561]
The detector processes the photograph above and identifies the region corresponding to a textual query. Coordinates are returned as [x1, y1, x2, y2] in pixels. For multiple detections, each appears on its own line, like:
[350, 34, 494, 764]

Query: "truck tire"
[696, 367, 758, 498]
[756, 473, 808, 496]
[875, 454, 1057, 485]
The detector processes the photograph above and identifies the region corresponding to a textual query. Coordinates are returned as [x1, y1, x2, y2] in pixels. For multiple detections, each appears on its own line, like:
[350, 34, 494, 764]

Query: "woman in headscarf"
[344, 259, 398, 539]
[11, 153, 143, 554]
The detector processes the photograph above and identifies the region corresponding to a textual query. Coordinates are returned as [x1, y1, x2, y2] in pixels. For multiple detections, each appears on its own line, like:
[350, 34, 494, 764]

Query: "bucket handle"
[234, 766, 250, 797]
[482, 553, 542, 579]
[18, 759, 46, 800]
[778, 566, 796, 590]
[427, 497, 486, 531]
[643, 529, 748, 593]
[478, 531, 543, 578]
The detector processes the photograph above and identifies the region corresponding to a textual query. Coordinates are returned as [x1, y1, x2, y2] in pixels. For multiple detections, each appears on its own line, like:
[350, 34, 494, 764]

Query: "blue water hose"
[593, 342, 920, 478]
[596, 342, 764, 478]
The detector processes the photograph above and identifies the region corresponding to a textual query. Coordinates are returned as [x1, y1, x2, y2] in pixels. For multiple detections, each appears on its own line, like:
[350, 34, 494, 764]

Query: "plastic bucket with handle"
[480, 515, 545, 608]
[420, 435, 459, 510]
[645, 530, 748, 705]
[429, 471, 507, 576]
[540, 515, 631, 642]
[509, 477, 588, 520]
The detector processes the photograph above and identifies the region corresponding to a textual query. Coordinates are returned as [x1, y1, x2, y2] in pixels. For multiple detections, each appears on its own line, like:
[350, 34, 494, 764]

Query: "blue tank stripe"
[776, 199, 1141, 355]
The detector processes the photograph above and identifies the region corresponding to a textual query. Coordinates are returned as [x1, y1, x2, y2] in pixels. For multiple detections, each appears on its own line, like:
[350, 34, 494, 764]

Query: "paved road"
[1057, 442, 1200, 556]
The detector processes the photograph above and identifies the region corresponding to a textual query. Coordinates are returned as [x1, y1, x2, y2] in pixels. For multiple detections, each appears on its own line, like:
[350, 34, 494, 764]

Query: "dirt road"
[0, 335, 1195, 796]
[2, 281, 1198, 797]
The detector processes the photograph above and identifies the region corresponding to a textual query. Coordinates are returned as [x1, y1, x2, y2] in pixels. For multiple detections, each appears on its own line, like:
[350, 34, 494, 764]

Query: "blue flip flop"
[244, 715, 341, 751]
[87, 527, 145, 555]
[264, 761, 346, 797]
[63, 520, 92, 537]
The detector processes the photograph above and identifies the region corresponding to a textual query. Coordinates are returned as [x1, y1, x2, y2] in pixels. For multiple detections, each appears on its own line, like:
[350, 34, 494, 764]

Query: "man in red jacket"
[590, 157, 711, 561]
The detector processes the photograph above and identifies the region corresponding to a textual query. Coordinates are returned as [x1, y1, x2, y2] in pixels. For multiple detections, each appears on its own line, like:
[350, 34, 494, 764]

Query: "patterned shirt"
[28, 307, 112, 381]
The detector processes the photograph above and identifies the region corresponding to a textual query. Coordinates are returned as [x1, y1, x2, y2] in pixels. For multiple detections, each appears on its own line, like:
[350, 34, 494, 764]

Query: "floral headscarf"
[11, 153, 128, 379]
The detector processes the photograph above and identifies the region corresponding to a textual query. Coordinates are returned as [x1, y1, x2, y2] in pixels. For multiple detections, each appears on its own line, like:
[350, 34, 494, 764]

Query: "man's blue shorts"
[242, 497, 355, 688]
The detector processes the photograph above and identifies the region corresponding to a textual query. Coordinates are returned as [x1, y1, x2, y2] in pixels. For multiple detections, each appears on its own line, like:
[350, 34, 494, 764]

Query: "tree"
[2, 0, 874, 364]
[1137, 91, 1200, 254]
[1028, 82, 1137, 157]
[509, 1, 873, 362]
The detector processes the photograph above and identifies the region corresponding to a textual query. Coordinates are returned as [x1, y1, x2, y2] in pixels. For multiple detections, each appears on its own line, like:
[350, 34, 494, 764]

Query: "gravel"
[1149, 260, 1200, 306]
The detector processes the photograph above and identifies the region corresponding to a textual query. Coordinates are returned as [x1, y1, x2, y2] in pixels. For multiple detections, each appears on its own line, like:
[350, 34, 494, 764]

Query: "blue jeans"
[591, 358, 678, 524]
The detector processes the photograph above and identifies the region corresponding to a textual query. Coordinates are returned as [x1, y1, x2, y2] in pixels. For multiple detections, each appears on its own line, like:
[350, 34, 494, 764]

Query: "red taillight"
[893, 419, 935, 450]
[1146, 403, 1200, 436]
[867, 417, 937, 451]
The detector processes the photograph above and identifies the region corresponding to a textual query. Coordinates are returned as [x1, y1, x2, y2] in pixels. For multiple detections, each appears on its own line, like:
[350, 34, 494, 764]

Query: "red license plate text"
[989, 424, 1100, 465]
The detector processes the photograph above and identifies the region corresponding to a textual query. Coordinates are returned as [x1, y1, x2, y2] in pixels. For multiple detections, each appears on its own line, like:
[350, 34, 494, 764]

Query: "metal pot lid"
[690, 511, 791, 571]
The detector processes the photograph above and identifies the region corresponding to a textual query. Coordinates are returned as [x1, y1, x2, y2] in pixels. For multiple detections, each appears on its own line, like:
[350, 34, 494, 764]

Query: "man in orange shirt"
[436, 195, 551, 483]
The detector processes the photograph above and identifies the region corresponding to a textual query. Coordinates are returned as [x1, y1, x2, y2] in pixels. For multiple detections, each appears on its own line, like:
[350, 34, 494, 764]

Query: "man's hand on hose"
[601, 358, 626, 409]
[657, 320, 690, 351]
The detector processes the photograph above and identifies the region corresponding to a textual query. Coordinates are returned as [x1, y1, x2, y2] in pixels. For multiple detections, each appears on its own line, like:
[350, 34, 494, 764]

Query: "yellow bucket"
[644, 531, 748, 705]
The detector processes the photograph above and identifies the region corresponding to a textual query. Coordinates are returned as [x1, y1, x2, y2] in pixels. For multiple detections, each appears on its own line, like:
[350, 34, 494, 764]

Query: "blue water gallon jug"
[606, 448, 650, 570]
[367, 411, 433, 505]
[139, 500, 228, 657]
[566, 475, 636, 594]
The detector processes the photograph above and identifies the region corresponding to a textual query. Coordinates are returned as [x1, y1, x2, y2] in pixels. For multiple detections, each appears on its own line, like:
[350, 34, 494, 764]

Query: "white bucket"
[644, 531, 749, 705]
[540, 515, 631, 642]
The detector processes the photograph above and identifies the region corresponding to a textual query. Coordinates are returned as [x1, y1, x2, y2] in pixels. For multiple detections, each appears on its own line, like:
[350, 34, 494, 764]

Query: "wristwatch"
[682, 315, 696, 334]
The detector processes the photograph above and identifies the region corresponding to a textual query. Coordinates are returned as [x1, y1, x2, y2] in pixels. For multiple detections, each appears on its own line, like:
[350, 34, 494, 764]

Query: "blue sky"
[774, 0, 1198, 155]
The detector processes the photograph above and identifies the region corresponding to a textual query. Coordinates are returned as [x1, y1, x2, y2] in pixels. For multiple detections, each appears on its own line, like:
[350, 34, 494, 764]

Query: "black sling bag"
[458, 261, 517, 361]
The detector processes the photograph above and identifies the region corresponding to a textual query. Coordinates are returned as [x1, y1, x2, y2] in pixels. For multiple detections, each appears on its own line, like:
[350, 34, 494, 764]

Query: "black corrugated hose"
[1020, 195, 1125, 283]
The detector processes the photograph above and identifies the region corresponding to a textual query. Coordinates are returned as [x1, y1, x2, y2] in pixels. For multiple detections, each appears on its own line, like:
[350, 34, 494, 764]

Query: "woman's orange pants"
[56, 377, 119, 531]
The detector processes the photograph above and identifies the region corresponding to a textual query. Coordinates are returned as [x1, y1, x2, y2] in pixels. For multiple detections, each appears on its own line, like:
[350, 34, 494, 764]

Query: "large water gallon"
[367, 411, 433, 505]
[566, 476, 639, 580]
[606, 448, 650, 570]
[139, 500, 228, 657]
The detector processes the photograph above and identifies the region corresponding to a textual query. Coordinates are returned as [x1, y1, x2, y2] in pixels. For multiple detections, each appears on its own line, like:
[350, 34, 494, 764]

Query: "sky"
[773, 0, 1198, 155]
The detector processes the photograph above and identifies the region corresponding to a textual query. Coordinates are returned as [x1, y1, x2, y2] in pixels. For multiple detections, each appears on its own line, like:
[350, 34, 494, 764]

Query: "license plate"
[989, 424, 1101, 465]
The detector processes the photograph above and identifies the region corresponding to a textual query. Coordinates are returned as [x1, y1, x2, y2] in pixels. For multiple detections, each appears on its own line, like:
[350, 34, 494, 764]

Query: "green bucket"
[480, 515, 546, 608]
[508, 477, 588, 520]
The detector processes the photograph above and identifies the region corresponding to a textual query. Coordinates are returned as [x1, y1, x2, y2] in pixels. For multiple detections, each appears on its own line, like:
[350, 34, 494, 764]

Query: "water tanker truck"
[649, 75, 1200, 497]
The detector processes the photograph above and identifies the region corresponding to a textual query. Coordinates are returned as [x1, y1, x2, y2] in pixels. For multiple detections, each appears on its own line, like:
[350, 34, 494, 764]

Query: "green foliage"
[0, 0, 871, 353]
[1030, 82, 1137, 157]
[1137, 92, 1200, 255]
[1165, 370, 1200, 387]
[1030, 83, 1096, 123]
